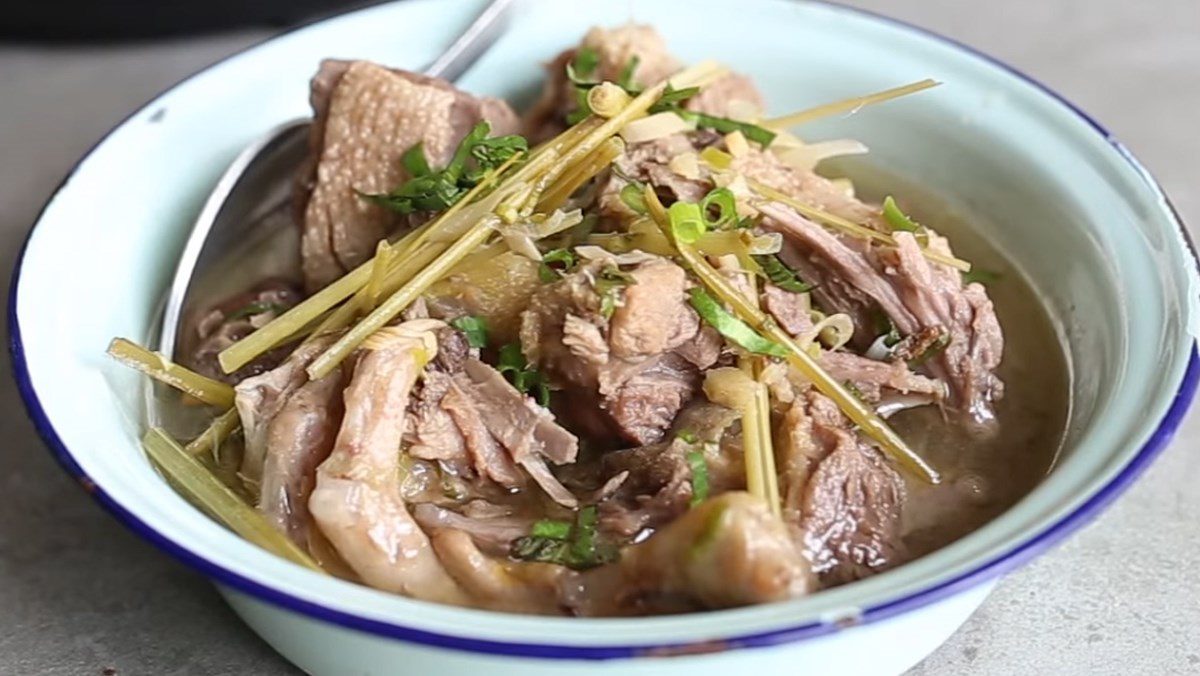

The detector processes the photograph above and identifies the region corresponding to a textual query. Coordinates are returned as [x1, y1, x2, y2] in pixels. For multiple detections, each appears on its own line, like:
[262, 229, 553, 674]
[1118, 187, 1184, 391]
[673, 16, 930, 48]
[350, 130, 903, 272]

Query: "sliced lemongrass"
[218, 152, 523, 374]
[142, 428, 323, 571]
[748, 180, 971, 272]
[183, 407, 241, 458]
[763, 79, 941, 131]
[536, 136, 625, 213]
[107, 338, 234, 408]
[307, 212, 503, 380]
[645, 187, 939, 484]
[587, 82, 632, 118]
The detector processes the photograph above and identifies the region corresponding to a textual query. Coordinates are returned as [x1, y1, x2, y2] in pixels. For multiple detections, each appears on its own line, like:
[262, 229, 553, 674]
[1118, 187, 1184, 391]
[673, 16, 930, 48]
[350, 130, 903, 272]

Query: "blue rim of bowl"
[7, 0, 1200, 661]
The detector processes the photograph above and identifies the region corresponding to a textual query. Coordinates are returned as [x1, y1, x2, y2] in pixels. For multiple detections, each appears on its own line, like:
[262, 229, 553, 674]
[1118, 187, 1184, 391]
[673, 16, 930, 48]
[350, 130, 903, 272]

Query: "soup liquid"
[845, 164, 1071, 559]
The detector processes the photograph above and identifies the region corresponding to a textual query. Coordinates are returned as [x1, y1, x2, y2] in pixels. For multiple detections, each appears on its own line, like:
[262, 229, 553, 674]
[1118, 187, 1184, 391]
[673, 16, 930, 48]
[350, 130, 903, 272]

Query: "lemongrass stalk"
[143, 428, 323, 571]
[587, 82, 632, 118]
[307, 212, 502, 380]
[183, 407, 241, 458]
[107, 338, 234, 408]
[763, 79, 940, 131]
[218, 153, 524, 374]
[217, 222, 429, 373]
[644, 187, 939, 484]
[724, 253, 782, 517]
[537, 136, 625, 212]
[748, 180, 971, 272]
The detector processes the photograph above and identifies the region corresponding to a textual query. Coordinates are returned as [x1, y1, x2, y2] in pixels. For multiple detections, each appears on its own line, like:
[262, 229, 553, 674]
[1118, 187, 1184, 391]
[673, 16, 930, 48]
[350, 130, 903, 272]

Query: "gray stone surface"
[1, 2, 1196, 674]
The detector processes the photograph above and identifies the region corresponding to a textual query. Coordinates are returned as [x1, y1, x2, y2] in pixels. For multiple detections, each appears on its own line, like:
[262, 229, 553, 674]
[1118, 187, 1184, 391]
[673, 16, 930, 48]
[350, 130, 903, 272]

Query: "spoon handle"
[423, 0, 518, 81]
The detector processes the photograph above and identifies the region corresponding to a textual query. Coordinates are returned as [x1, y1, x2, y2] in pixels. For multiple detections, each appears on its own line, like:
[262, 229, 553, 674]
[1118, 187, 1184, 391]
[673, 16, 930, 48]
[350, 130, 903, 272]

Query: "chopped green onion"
[676, 429, 699, 444]
[688, 288, 787, 357]
[669, 201, 707, 244]
[538, 248, 577, 283]
[753, 254, 814, 293]
[700, 187, 738, 229]
[686, 450, 710, 506]
[227, 300, 286, 321]
[882, 196, 922, 233]
[619, 182, 648, 214]
[450, 315, 488, 348]
[531, 519, 572, 539]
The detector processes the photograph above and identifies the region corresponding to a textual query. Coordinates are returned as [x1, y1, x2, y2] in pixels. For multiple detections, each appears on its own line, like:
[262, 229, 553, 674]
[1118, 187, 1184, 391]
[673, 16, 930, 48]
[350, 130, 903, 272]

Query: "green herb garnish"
[700, 187, 737, 229]
[882, 196, 923, 233]
[227, 300, 286, 321]
[450, 316, 488, 349]
[649, 85, 777, 146]
[616, 55, 641, 93]
[872, 310, 902, 348]
[676, 429, 699, 444]
[497, 343, 551, 406]
[619, 182, 649, 214]
[361, 122, 527, 214]
[649, 84, 701, 113]
[753, 254, 814, 293]
[908, 332, 951, 367]
[565, 46, 600, 85]
[530, 519, 572, 539]
[669, 201, 706, 244]
[688, 288, 788, 357]
[961, 267, 1001, 285]
[511, 505, 618, 570]
[538, 248, 577, 283]
[595, 266, 635, 319]
[685, 450, 710, 506]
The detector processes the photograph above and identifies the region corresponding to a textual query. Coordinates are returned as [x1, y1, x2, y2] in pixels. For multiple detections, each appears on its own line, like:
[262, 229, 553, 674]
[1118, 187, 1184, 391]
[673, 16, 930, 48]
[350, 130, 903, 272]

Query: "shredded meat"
[776, 391, 907, 584]
[182, 280, 302, 384]
[521, 255, 721, 445]
[764, 203, 1004, 426]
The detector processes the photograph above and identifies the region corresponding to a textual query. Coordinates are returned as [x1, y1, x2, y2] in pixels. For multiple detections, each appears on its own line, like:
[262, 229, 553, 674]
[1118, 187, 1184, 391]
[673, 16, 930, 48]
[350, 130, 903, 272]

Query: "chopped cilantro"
[450, 316, 488, 349]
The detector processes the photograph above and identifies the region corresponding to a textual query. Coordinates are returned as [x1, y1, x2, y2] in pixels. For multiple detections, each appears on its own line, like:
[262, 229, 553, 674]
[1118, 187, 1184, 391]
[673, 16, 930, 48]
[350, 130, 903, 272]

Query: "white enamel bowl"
[9, 0, 1199, 674]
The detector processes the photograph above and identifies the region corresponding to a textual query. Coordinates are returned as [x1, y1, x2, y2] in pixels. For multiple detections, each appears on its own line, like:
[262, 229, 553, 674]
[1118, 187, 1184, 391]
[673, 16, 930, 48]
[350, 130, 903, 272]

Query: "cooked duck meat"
[524, 24, 764, 140]
[596, 400, 741, 539]
[234, 336, 333, 486]
[232, 334, 346, 544]
[411, 503, 534, 556]
[308, 320, 466, 603]
[430, 529, 569, 614]
[298, 60, 519, 291]
[521, 254, 721, 445]
[762, 283, 814, 336]
[596, 133, 718, 221]
[776, 390, 907, 584]
[566, 492, 815, 614]
[819, 351, 945, 404]
[182, 279, 302, 384]
[764, 203, 1004, 426]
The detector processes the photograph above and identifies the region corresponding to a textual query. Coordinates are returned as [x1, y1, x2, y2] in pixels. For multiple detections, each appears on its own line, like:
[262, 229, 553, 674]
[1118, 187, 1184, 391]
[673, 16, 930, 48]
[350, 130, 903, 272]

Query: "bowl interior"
[11, 0, 1198, 651]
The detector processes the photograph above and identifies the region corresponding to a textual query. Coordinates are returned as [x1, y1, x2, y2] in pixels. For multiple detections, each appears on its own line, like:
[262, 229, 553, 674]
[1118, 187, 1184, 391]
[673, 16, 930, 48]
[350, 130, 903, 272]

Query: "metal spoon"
[159, 0, 516, 358]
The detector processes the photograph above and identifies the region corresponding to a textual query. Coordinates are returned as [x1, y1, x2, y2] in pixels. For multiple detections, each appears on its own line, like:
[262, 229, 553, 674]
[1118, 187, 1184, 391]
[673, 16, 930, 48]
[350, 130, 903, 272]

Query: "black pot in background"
[0, 0, 385, 42]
